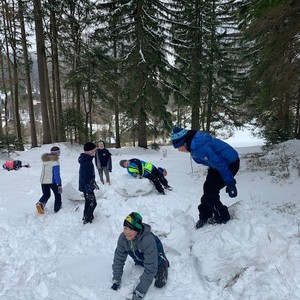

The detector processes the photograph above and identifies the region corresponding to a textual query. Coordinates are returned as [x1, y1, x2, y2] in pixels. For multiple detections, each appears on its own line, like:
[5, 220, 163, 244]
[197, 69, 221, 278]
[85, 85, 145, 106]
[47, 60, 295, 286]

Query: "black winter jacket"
[95, 148, 112, 171]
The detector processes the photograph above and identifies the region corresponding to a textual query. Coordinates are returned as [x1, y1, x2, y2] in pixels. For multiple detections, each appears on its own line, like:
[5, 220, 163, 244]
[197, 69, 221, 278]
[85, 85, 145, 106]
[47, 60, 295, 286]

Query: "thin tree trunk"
[113, 39, 120, 148]
[43, 54, 55, 141]
[18, 0, 38, 148]
[7, 1, 24, 150]
[295, 87, 300, 139]
[49, 0, 65, 142]
[137, 98, 147, 148]
[2, 1, 15, 134]
[33, 0, 52, 144]
[0, 51, 6, 136]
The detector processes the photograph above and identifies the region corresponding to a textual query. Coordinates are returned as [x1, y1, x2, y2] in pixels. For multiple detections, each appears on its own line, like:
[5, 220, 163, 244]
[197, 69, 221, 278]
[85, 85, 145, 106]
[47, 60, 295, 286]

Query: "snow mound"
[114, 174, 154, 197]
[64, 181, 84, 202]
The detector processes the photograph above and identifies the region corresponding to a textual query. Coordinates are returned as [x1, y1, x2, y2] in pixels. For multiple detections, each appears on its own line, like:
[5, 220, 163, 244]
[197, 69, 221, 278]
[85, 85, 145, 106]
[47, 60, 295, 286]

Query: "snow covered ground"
[1, 129, 300, 300]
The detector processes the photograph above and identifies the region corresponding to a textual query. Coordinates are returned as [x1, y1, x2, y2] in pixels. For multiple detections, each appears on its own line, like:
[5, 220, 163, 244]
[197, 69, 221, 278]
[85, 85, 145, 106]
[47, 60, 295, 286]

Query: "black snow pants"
[198, 158, 240, 223]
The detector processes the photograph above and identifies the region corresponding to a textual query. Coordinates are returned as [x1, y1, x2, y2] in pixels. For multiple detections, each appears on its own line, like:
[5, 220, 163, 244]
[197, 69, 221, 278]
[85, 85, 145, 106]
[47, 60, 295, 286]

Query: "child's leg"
[154, 259, 168, 288]
[83, 192, 97, 223]
[147, 173, 164, 194]
[152, 168, 169, 187]
[50, 184, 62, 212]
[38, 184, 51, 205]
[199, 168, 229, 223]
[103, 167, 110, 183]
[98, 168, 104, 184]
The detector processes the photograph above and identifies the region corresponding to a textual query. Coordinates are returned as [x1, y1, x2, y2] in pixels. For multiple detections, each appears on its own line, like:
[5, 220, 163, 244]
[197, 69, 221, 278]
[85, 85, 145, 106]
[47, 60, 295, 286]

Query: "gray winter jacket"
[112, 224, 158, 294]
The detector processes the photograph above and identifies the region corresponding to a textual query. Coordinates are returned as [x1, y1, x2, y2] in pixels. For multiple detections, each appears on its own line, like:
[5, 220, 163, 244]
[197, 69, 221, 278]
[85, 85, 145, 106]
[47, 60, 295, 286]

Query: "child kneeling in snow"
[111, 212, 169, 300]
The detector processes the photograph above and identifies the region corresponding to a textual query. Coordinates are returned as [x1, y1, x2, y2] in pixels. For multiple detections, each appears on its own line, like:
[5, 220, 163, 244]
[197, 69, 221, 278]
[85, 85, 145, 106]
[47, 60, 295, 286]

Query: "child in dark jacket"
[171, 127, 240, 228]
[78, 142, 99, 224]
[36, 146, 62, 214]
[111, 212, 169, 300]
[95, 140, 112, 185]
[119, 159, 172, 195]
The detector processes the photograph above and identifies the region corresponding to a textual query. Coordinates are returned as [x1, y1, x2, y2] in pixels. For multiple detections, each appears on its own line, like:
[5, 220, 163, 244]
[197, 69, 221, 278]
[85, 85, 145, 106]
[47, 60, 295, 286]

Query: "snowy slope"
[1, 136, 300, 300]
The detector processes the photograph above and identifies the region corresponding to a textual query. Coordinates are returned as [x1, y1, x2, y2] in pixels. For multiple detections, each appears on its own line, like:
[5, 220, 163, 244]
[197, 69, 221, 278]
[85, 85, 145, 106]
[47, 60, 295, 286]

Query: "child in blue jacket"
[171, 127, 240, 228]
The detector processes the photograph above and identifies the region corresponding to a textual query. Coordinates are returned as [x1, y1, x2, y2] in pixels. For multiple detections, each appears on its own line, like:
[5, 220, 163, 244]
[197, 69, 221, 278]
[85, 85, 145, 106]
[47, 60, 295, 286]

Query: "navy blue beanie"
[171, 127, 188, 148]
[84, 142, 96, 152]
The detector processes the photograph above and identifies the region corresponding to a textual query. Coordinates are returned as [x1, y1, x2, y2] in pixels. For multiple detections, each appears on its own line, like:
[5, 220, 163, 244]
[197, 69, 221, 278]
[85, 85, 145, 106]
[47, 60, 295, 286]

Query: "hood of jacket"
[134, 223, 152, 241]
[41, 153, 59, 162]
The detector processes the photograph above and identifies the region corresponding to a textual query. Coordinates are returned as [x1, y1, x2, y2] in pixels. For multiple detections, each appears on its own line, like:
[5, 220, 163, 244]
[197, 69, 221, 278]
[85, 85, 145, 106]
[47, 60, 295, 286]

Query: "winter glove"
[93, 181, 100, 190]
[111, 279, 121, 291]
[132, 290, 145, 300]
[225, 179, 237, 198]
[57, 185, 63, 194]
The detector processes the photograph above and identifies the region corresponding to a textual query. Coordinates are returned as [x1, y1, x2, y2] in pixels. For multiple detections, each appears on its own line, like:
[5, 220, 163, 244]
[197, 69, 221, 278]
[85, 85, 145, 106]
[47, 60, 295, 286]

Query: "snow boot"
[208, 206, 230, 224]
[208, 216, 226, 224]
[195, 219, 207, 229]
[36, 203, 44, 214]
[164, 185, 173, 191]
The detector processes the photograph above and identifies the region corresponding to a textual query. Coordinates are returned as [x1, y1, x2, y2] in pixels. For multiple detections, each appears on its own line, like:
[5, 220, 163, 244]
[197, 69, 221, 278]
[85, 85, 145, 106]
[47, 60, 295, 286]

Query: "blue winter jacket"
[190, 131, 239, 184]
[78, 153, 96, 193]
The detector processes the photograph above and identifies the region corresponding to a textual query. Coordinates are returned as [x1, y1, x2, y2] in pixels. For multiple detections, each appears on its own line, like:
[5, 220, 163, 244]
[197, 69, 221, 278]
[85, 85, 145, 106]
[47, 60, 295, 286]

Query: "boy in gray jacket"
[111, 212, 169, 300]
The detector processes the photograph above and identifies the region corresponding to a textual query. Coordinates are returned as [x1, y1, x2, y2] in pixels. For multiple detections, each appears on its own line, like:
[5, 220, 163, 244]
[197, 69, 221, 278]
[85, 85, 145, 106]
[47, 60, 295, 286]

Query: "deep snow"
[1, 130, 300, 300]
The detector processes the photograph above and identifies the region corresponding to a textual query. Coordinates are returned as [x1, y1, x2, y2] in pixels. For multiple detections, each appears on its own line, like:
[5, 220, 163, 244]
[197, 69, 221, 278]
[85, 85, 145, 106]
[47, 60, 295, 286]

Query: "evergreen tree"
[171, 0, 244, 133]
[98, 0, 174, 148]
[58, 0, 99, 142]
[240, 0, 300, 144]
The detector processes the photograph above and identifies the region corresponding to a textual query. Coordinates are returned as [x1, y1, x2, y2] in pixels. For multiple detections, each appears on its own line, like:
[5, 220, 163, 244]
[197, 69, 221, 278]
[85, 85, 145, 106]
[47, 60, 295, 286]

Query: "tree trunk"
[49, 0, 65, 142]
[12, 47, 24, 150]
[137, 99, 147, 148]
[0, 51, 5, 136]
[113, 38, 121, 148]
[2, 2, 16, 135]
[33, 0, 52, 144]
[18, 0, 38, 148]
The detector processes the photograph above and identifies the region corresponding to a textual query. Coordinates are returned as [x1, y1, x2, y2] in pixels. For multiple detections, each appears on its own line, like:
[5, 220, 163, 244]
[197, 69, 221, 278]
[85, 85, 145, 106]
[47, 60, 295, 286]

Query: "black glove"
[132, 290, 145, 300]
[225, 179, 237, 198]
[111, 279, 121, 291]
[93, 181, 100, 190]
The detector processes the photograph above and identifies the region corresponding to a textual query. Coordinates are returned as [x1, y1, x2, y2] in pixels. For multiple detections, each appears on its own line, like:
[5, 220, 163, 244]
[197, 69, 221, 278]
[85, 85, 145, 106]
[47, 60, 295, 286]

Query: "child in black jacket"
[95, 140, 112, 185]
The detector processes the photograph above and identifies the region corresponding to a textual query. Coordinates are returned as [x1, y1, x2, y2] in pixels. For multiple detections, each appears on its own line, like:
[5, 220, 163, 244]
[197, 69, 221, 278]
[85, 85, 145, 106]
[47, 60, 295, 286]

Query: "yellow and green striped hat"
[123, 212, 143, 232]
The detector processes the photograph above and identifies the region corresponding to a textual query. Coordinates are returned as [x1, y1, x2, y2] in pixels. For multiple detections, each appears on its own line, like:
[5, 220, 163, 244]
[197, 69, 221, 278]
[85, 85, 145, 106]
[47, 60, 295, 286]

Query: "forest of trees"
[0, 0, 299, 151]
